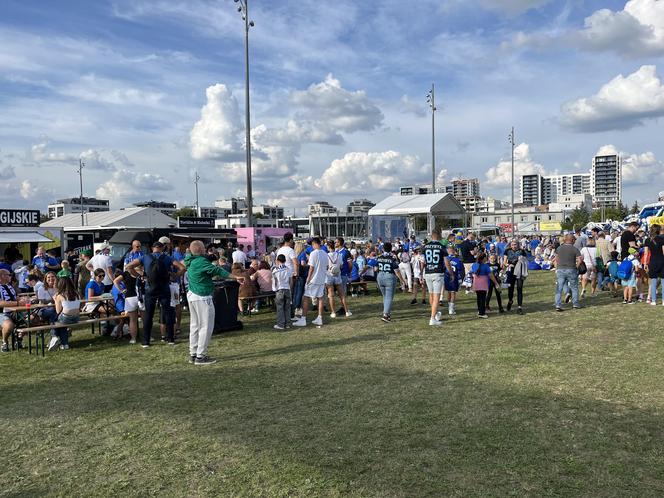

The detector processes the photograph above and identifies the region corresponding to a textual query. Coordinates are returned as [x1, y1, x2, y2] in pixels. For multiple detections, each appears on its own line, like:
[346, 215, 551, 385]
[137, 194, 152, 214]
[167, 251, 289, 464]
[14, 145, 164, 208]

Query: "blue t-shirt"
[496, 242, 508, 258]
[350, 262, 360, 281]
[32, 256, 57, 272]
[123, 250, 144, 268]
[445, 256, 464, 284]
[336, 248, 352, 276]
[530, 239, 540, 252]
[470, 262, 491, 276]
[172, 249, 185, 262]
[84, 280, 104, 298]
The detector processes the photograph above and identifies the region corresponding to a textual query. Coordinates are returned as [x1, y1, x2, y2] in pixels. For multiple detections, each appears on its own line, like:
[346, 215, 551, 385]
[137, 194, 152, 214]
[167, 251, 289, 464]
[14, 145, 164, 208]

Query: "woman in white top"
[410, 247, 427, 305]
[49, 276, 80, 351]
[581, 238, 598, 297]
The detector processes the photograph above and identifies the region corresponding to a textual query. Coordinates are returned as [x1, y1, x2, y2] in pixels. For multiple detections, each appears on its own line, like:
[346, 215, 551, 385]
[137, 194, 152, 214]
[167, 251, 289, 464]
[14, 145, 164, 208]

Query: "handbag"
[578, 261, 587, 275]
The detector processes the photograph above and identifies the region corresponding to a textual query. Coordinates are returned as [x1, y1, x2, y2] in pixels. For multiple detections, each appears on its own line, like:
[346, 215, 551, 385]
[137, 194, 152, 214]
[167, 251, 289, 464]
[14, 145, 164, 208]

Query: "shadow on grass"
[4, 361, 664, 496]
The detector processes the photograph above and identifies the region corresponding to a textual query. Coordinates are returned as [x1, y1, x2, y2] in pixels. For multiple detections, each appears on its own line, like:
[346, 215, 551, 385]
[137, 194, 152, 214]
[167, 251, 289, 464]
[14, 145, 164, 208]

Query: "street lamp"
[194, 170, 201, 217]
[508, 127, 515, 238]
[234, 0, 254, 227]
[426, 84, 437, 193]
[77, 158, 85, 226]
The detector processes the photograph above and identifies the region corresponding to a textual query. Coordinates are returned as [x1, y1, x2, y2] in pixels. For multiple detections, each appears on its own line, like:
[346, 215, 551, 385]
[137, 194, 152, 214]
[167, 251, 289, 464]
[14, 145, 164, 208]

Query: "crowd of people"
[1, 221, 662, 363]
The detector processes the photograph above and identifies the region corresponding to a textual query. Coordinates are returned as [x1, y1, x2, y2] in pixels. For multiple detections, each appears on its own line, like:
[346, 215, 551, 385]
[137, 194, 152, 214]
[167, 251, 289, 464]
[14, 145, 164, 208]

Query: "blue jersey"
[444, 256, 464, 284]
[336, 248, 352, 276]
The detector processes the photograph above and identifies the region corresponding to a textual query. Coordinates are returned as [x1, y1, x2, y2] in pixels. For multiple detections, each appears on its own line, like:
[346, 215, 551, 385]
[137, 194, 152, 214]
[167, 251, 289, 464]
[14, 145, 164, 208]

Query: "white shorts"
[305, 283, 325, 299]
[424, 273, 445, 294]
[124, 296, 139, 313]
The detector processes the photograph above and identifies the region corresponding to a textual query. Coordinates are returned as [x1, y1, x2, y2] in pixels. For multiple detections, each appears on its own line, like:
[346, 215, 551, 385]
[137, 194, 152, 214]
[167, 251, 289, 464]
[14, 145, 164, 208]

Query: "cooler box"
[213, 280, 243, 333]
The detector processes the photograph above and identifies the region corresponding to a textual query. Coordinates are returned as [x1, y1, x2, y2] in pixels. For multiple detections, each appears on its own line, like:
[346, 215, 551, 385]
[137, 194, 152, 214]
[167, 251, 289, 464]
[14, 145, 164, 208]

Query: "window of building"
[534, 215, 541, 221]
[520, 216, 527, 222]
[481, 217, 488, 223]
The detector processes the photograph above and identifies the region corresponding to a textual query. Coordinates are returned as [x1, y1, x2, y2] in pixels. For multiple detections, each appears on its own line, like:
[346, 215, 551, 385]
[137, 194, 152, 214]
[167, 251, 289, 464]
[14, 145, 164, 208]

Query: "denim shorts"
[325, 274, 342, 286]
[0, 313, 13, 326]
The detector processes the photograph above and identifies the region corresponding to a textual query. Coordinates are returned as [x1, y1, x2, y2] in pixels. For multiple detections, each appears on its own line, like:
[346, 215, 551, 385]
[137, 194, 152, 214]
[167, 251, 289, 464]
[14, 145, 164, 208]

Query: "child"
[470, 252, 500, 319]
[410, 247, 427, 305]
[486, 253, 504, 313]
[271, 254, 293, 330]
[606, 251, 620, 297]
[57, 260, 72, 280]
[444, 245, 464, 315]
[620, 248, 641, 304]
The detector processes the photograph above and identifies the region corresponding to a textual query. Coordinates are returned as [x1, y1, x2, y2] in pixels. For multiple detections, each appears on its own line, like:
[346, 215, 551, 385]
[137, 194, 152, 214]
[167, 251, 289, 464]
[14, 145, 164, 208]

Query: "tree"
[631, 200, 640, 214]
[561, 207, 589, 231]
[172, 207, 197, 219]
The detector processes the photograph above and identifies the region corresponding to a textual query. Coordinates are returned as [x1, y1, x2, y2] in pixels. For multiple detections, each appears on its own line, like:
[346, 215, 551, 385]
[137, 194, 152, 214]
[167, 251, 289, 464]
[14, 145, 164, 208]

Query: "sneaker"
[650, 301, 657, 306]
[129, 339, 136, 344]
[410, 298, 417, 305]
[628, 300, 636, 305]
[478, 314, 489, 319]
[330, 312, 337, 318]
[448, 309, 456, 315]
[312, 316, 323, 326]
[189, 355, 196, 364]
[429, 318, 443, 326]
[168, 341, 176, 346]
[60, 344, 70, 350]
[573, 305, 582, 309]
[48, 336, 60, 352]
[381, 314, 391, 323]
[435, 311, 442, 321]
[291, 315, 301, 321]
[160, 336, 166, 343]
[293, 317, 307, 327]
[195, 355, 217, 365]
[273, 325, 285, 330]
[142, 344, 150, 348]
[556, 307, 564, 312]
[1, 342, 9, 353]
[345, 311, 352, 317]
[622, 300, 628, 304]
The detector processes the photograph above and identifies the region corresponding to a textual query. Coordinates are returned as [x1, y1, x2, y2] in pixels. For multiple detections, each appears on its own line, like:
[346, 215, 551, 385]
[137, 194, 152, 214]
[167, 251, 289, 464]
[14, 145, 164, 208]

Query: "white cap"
[158, 236, 171, 245]
[99, 242, 111, 251]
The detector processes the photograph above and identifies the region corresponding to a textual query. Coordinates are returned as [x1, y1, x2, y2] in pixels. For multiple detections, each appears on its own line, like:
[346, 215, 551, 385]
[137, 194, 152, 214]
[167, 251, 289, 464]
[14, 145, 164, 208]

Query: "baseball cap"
[628, 247, 638, 255]
[81, 250, 93, 257]
[158, 236, 171, 245]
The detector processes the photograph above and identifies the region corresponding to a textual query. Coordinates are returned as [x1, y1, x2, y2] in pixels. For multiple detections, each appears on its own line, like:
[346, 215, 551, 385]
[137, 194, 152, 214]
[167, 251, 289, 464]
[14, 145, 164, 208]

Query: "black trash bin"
[213, 280, 243, 333]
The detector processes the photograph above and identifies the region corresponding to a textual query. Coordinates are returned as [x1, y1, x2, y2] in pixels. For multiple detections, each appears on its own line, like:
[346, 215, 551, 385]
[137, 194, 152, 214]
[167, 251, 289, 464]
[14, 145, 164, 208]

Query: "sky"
[1, 0, 664, 215]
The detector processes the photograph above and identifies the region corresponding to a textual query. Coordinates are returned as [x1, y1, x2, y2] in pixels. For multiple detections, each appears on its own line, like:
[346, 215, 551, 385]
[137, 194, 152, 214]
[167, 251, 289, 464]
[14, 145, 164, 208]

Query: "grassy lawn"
[2, 271, 664, 497]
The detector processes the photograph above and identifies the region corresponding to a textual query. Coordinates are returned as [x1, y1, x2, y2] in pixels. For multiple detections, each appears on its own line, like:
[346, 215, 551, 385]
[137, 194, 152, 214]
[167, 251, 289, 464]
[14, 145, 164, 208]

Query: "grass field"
[2, 271, 664, 497]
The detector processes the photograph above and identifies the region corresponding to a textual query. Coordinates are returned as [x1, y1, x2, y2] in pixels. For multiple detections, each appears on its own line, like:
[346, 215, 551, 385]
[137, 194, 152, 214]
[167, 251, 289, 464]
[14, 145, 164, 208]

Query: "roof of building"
[368, 193, 465, 216]
[40, 207, 177, 229]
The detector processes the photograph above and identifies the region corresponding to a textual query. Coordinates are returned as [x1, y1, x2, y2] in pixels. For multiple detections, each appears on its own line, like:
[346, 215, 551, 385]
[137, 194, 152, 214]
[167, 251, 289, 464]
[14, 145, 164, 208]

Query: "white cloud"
[79, 149, 121, 171]
[29, 137, 131, 171]
[315, 151, 428, 194]
[595, 144, 663, 186]
[20, 180, 54, 200]
[96, 169, 172, 206]
[577, 0, 664, 57]
[31, 138, 77, 164]
[189, 83, 245, 162]
[290, 74, 384, 133]
[485, 143, 547, 187]
[560, 65, 664, 132]
[60, 74, 165, 106]
[258, 120, 343, 146]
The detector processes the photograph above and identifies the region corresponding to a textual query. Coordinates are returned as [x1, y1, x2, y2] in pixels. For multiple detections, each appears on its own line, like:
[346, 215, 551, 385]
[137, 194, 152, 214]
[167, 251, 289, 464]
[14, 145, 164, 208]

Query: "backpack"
[608, 261, 619, 279]
[327, 252, 341, 277]
[616, 259, 633, 280]
[147, 253, 170, 289]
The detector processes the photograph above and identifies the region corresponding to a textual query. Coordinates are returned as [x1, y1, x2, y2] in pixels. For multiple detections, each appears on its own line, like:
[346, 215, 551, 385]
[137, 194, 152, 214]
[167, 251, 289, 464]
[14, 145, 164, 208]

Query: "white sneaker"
[48, 336, 60, 351]
[129, 339, 136, 344]
[291, 315, 301, 321]
[330, 312, 337, 318]
[293, 317, 307, 327]
[312, 316, 323, 326]
[273, 325, 285, 330]
[651, 301, 657, 306]
[345, 311, 352, 317]
[429, 318, 443, 326]
[435, 311, 442, 321]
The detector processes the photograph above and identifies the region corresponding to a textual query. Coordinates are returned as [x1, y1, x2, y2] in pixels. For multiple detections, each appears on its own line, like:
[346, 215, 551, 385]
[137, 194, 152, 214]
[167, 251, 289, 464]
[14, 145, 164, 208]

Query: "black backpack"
[147, 253, 170, 289]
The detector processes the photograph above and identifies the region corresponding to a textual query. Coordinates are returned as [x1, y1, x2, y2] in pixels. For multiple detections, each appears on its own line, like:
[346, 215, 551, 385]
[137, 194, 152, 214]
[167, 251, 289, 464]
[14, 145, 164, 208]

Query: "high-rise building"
[450, 178, 480, 199]
[308, 201, 337, 215]
[520, 173, 592, 205]
[591, 154, 622, 207]
[520, 174, 542, 205]
[47, 197, 110, 219]
[346, 199, 375, 215]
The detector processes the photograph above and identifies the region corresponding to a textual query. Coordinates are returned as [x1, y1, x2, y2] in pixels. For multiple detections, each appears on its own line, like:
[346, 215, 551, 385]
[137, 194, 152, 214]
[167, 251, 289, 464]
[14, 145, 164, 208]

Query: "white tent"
[40, 207, 176, 230]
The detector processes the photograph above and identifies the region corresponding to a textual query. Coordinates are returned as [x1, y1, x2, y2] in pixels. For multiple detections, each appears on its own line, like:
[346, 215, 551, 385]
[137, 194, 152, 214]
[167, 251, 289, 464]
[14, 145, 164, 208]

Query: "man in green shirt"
[184, 240, 243, 365]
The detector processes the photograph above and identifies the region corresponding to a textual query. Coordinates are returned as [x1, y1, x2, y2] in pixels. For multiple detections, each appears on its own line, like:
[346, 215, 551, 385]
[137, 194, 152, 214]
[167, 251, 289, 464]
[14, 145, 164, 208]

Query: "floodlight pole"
[78, 159, 85, 226]
[194, 171, 201, 217]
[427, 84, 437, 193]
[508, 127, 516, 238]
[235, 0, 254, 227]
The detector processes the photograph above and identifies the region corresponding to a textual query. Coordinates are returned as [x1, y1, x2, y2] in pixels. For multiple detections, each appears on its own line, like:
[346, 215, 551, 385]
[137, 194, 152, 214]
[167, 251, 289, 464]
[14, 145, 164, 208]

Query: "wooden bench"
[16, 315, 124, 357]
[239, 292, 276, 316]
[348, 281, 371, 297]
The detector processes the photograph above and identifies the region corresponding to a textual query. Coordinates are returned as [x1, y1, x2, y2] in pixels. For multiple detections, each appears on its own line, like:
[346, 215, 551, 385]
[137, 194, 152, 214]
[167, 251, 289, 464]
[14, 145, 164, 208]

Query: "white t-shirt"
[89, 253, 114, 285]
[232, 250, 247, 265]
[582, 246, 597, 268]
[307, 249, 329, 285]
[411, 254, 424, 278]
[37, 285, 57, 302]
[277, 245, 297, 273]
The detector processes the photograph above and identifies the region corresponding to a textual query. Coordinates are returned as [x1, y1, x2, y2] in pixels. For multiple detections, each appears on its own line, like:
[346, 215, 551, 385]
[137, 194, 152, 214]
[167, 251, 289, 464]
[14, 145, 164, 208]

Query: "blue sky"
[1, 0, 663, 214]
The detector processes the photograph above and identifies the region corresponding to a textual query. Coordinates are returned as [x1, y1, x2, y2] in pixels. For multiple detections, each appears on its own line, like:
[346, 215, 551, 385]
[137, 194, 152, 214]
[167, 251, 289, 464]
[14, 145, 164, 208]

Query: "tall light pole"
[508, 127, 515, 237]
[426, 84, 437, 193]
[235, 0, 254, 227]
[77, 158, 85, 226]
[194, 171, 201, 217]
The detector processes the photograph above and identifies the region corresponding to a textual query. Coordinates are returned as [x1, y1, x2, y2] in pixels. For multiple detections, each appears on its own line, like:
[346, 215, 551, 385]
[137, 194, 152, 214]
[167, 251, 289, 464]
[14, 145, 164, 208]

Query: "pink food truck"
[234, 228, 291, 256]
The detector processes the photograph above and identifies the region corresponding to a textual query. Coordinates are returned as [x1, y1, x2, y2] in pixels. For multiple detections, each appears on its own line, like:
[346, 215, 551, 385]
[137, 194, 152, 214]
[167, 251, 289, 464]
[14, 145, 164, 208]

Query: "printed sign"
[178, 217, 215, 229]
[539, 221, 562, 232]
[0, 209, 40, 227]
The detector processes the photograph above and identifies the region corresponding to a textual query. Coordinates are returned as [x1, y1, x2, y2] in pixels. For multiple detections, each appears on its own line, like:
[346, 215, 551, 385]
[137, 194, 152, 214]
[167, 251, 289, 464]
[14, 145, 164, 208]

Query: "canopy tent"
[368, 193, 465, 240]
[0, 231, 53, 244]
[40, 207, 176, 230]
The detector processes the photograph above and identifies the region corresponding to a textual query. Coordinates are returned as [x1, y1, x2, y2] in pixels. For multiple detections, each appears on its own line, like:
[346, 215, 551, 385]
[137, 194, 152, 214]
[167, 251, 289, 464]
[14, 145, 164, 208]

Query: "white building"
[591, 154, 622, 207]
[478, 197, 511, 213]
[133, 200, 177, 216]
[520, 173, 592, 205]
[215, 197, 247, 214]
[308, 201, 337, 215]
[346, 199, 375, 215]
[47, 197, 110, 219]
[473, 207, 565, 235]
[549, 193, 593, 213]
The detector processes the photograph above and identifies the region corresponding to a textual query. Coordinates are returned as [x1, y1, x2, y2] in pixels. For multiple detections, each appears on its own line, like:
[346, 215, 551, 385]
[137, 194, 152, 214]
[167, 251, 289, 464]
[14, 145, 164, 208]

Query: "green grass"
[2, 272, 664, 497]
